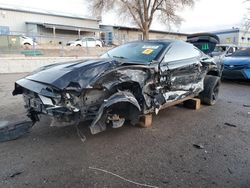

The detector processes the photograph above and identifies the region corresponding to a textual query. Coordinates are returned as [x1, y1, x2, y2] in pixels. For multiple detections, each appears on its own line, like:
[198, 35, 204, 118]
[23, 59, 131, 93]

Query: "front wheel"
[199, 75, 221, 105]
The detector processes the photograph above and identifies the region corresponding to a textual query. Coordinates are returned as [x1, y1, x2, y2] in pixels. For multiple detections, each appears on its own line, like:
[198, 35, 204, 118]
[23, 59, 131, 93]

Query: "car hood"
[22, 59, 126, 90]
[223, 57, 250, 65]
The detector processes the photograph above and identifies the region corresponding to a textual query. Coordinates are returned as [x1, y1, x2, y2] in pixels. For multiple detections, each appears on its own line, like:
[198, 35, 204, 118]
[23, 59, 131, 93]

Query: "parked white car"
[20, 36, 37, 46]
[66, 37, 103, 47]
[211, 44, 239, 57]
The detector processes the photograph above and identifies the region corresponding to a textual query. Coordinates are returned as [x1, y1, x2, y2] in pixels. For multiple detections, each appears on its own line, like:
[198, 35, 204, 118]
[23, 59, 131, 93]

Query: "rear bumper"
[222, 68, 250, 80]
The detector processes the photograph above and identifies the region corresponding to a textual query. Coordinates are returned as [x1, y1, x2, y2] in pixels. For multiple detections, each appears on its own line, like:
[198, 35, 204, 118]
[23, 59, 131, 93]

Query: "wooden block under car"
[138, 114, 153, 128]
[183, 98, 201, 110]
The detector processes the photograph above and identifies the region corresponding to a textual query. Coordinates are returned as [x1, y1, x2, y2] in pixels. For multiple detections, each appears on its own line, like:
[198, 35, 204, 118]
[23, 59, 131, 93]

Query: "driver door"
[159, 42, 203, 101]
[86, 38, 96, 47]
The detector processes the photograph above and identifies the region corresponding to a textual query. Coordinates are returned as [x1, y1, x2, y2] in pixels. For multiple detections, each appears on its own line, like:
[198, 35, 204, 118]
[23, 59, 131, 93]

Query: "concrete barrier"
[0, 57, 96, 73]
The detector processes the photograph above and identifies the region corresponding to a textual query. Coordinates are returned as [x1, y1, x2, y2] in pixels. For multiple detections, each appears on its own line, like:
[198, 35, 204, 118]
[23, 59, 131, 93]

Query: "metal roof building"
[0, 4, 188, 45]
[0, 5, 100, 43]
[100, 25, 188, 45]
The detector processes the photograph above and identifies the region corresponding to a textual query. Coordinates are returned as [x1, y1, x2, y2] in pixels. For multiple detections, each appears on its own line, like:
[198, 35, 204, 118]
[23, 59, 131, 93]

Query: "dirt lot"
[0, 73, 250, 188]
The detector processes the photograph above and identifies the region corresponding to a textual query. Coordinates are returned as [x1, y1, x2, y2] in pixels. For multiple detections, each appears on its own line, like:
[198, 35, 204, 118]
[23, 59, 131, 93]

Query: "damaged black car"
[13, 38, 222, 134]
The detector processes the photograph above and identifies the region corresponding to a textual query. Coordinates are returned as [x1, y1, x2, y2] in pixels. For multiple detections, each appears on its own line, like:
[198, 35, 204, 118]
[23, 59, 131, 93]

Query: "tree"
[89, 0, 195, 40]
[243, 2, 250, 31]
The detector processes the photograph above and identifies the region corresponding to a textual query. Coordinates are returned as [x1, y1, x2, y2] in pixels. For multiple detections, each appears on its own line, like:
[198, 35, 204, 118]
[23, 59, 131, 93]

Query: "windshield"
[101, 42, 167, 62]
[214, 46, 227, 53]
[231, 48, 250, 57]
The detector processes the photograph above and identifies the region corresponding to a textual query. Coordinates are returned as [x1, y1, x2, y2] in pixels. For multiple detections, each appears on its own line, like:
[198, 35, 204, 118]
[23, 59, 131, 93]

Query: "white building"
[0, 5, 100, 44]
[0, 4, 188, 45]
[212, 28, 250, 47]
[100, 25, 188, 45]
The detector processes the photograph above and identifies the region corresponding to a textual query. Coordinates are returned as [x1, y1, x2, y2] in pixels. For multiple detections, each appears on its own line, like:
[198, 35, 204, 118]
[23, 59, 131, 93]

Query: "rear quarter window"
[164, 42, 201, 62]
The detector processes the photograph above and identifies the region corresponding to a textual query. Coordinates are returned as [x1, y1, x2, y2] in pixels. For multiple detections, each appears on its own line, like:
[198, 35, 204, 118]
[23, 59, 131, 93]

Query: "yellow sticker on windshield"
[142, 48, 154, 55]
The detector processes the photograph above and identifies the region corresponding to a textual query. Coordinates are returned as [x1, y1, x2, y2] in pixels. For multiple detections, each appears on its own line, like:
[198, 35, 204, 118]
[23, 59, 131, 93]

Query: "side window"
[227, 47, 234, 54]
[164, 42, 200, 62]
[87, 38, 95, 41]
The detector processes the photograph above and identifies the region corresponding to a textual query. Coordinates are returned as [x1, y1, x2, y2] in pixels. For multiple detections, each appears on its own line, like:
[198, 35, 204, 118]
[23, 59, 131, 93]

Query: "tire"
[199, 75, 221, 105]
[96, 44, 101, 47]
[76, 44, 81, 47]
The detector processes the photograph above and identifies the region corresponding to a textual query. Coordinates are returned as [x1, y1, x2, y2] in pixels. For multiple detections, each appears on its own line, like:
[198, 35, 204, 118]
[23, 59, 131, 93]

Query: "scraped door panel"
[159, 42, 203, 103]
[160, 58, 201, 96]
[167, 58, 201, 91]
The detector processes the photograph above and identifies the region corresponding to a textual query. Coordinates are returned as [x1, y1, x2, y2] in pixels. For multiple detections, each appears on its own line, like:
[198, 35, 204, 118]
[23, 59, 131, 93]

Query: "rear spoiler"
[187, 33, 220, 55]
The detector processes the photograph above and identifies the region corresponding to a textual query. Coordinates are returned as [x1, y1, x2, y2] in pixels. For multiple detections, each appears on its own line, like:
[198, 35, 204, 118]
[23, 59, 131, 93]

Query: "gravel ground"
[0, 73, 250, 188]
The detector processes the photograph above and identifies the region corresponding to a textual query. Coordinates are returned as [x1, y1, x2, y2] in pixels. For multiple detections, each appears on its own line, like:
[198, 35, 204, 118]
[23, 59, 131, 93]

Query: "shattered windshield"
[101, 42, 167, 62]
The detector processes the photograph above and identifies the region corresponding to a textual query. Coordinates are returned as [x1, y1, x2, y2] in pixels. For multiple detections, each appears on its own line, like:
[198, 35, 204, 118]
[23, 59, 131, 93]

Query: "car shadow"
[29, 117, 139, 142]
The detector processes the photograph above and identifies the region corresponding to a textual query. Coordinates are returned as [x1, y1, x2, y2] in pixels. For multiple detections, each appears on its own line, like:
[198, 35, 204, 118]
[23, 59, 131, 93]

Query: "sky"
[0, 0, 248, 33]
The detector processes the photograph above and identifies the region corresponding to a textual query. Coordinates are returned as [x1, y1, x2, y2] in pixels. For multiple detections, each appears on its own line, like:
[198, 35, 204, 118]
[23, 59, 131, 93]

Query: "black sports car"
[13, 39, 222, 134]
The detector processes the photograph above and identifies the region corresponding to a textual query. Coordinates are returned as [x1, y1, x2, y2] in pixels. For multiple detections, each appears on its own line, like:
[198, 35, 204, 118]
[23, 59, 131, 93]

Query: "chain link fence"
[0, 33, 117, 57]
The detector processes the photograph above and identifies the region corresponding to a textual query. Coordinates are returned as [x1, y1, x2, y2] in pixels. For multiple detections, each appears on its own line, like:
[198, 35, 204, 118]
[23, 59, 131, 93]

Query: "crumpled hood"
[224, 57, 250, 66]
[24, 59, 123, 90]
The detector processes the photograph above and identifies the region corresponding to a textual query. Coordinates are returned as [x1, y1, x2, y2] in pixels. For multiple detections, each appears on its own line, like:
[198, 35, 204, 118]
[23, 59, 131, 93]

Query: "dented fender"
[90, 91, 141, 134]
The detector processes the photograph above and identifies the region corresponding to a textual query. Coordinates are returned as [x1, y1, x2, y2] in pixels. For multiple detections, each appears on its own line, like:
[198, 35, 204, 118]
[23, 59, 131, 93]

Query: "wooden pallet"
[183, 98, 201, 110]
[138, 98, 201, 128]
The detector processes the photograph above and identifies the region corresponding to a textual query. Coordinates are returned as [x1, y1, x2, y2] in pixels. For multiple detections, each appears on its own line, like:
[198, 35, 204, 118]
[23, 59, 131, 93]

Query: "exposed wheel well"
[112, 81, 144, 107]
[207, 70, 219, 77]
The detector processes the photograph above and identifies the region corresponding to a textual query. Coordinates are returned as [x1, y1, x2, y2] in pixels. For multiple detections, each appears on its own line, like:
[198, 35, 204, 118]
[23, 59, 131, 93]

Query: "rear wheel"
[199, 75, 221, 105]
[76, 44, 81, 47]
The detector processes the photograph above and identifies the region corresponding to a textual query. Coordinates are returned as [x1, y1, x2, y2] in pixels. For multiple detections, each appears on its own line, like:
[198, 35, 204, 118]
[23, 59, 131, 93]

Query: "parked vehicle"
[66, 37, 103, 47]
[187, 33, 220, 55]
[222, 47, 250, 80]
[13, 39, 222, 134]
[211, 44, 239, 57]
[20, 36, 37, 47]
[187, 33, 224, 73]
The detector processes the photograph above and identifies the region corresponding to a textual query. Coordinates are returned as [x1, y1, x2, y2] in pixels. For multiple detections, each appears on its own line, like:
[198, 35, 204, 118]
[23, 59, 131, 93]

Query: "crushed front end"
[13, 79, 81, 126]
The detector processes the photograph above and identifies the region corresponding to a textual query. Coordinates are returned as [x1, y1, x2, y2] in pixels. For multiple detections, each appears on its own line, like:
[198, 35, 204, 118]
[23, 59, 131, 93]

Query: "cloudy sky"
[0, 0, 248, 33]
